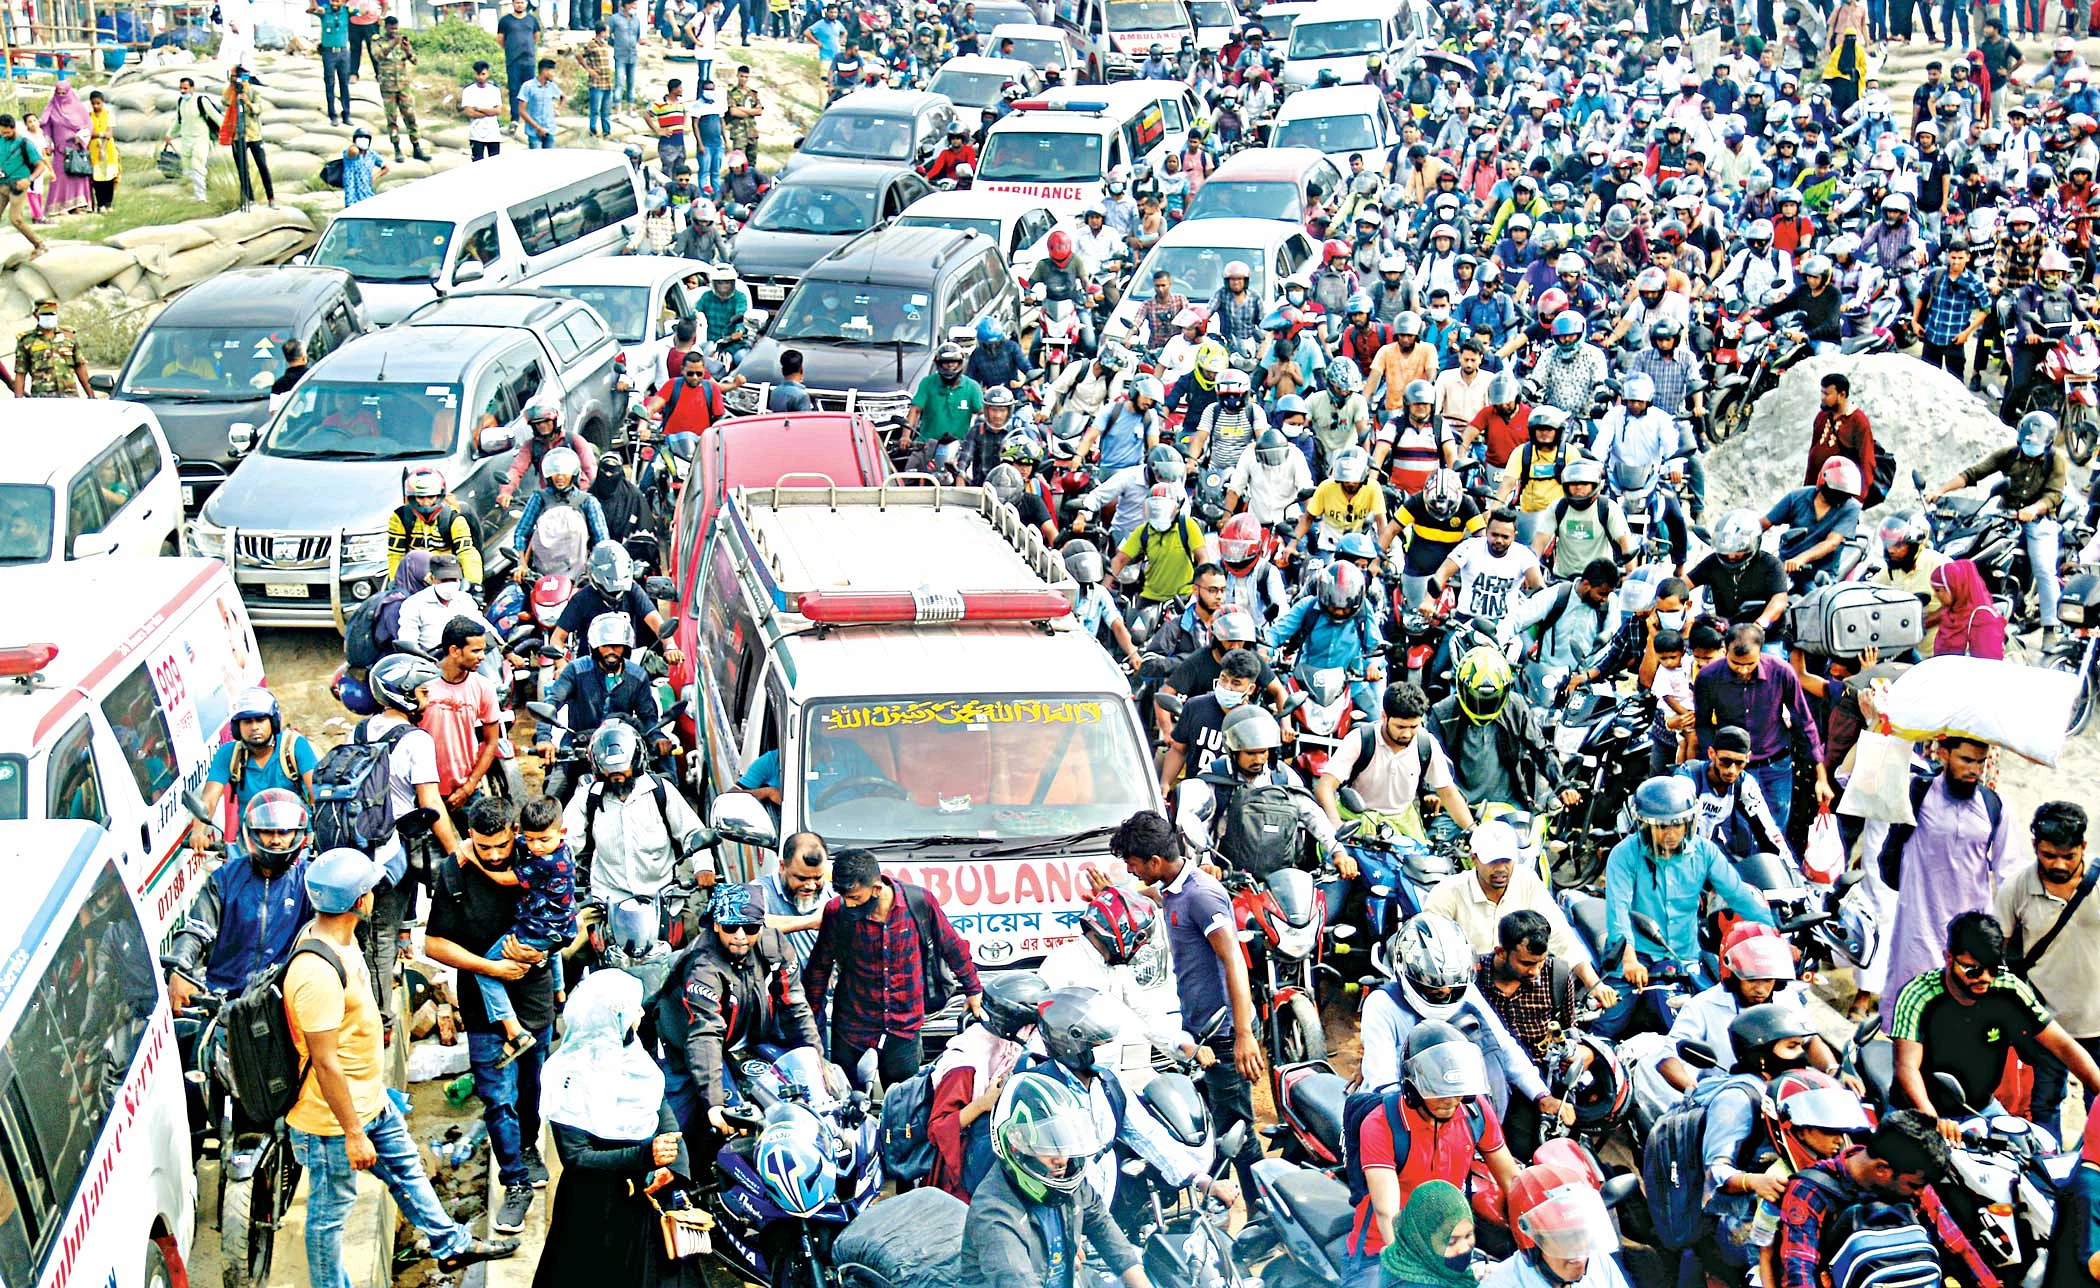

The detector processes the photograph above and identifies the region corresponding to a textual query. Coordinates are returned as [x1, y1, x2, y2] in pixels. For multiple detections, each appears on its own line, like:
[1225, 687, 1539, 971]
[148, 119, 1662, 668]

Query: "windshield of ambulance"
[0, 757, 22, 819]
[800, 694, 1150, 843]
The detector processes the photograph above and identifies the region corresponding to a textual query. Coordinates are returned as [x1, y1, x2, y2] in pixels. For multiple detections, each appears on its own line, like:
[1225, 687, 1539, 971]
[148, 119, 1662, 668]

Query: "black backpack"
[222, 937, 346, 1123]
[1864, 444, 1900, 510]
[309, 719, 412, 855]
[574, 774, 675, 881]
[1341, 1085, 1487, 1257]
[823, 881, 963, 1013]
[342, 593, 391, 672]
[1342, 725, 1433, 787]
[878, 1065, 940, 1183]
[1204, 776, 1309, 877]
[1877, 771, 2003, 889]
[1641, 1073, 1766, 1251]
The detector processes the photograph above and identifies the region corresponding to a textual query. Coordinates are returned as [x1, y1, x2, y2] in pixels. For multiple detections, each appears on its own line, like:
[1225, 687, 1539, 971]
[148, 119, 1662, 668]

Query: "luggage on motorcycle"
[309, 719, 413, 856]
[1785, 583, 1924, 657]
[876, 1066, 939, 1184]
[1206, 777, 1309, 878]
[223, 938, 347, 1123]
[1640, 1073, 1766, 1251]
[1792, 1170, 1942, 1288]
[1340, 1086, 1486, 1256]
[833, 1185, 967, 1288]
[530, 503, 593, 580]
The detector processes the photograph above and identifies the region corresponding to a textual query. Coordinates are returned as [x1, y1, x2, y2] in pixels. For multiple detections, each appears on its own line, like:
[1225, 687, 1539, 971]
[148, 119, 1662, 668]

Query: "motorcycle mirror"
[526, 700, 560, 724]
[1120, 1157, 1146, 1177]
[1331, 924, 1356, 940]
[1338, 786, 1368, 814]
[182, 790, 215, 825]
[1677, 1040, 1720, 1071]
[1335, 820, 1361, 842]
[1298, 486, 1319, 501]
[1218, 1121, 1250, 1158]
[1631, 911, 1668, 946]
[1237, 928, 1259, 943]
[1279, 692, 1307, 717]
[1601, 1173, 1641, 1209]
[1928, 1071, 1975, 1117]
[1155, 692, 1186, 717]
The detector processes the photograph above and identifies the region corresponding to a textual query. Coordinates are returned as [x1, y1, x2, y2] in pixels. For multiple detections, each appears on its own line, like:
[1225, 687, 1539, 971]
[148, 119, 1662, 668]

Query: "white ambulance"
[975, 84, 1199, 217]
[0, 558, 266, 939]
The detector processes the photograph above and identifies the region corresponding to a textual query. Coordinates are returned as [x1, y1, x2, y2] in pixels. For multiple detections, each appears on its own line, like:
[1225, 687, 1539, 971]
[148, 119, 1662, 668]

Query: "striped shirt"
[650, 99, 688, 137]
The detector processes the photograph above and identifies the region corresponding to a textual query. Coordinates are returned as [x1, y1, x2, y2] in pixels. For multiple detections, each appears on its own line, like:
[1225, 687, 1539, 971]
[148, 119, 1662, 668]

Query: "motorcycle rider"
[1188, 367, 1269, 479]
[2000, 247, 2091, 424]
[1507, 558, 1623, 705]
[1857, 192, 1924, 271]
[964, 1072, 1150, 1288]
[1675, 726, 1790, 863]
[1394, 469, 1485, 608]
[1498, 406, 1572, 544]
[1373, 378, 1456, 494]
[1214, 513, 1291, 625]
[1596, 775, 1774, 1038]
[1754, 254, 1843, 354]
[1223, 429, 1313, 530]
[534, 614, 662, 803]
[1531, 312, 1611, 416]
[1314, 681, 1478, 835]
[1296, 446, 1387, 558]
[1488, 1170, 1624, 1288]
[550, 540, 681, 665]
[1924, 410, 2070, 643]
[390, 466, 483, 586]
[965, 315, 1035, 399]
[927, 972, 1053, 1199]
[496, 404, 597, 509]
[1712, 219, 1794, 305]
[1688, 510, 1791, 632]
[1265, 562, 1387, 717]
[511, 446, 608, 585]
[1644, 925, 1832, 1100]
[1043, 884, 1182, 1063]
[1059, 540, 1146, 673]
[1207, 259, 1262, 353]
[1532, 458, 1637, 580]
[563, 721, 709, 914]
[1173, 705, 1340, 867]
[1028, 231, 1097, 358]
[164, 788, 316, 1007]
[1589, 371, 1687, 495]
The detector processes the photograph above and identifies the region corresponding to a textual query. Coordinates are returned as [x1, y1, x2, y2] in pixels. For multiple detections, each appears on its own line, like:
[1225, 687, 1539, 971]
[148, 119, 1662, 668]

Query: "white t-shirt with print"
[1449, 535, 1540, 620]
[461, 81, 505, 143]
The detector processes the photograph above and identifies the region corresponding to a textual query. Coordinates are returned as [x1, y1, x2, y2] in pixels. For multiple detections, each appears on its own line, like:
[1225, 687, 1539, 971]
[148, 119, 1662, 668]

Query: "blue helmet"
[231, 686, 281, 733]
[331, 664, 380, 716]
[708, 880, 766, 929]
[977, 315, 1007, 345]
[2018, 410, 2058, 457]
[1272, 393, 1309, 417]
[1262, 308, 1295, 333]
[1551, 312, 1585, 341]
[1346, 290, 1374, 315]
[755, 1106, 838, 1217]
[305, 848, 386, 915]
[1336, 531, 1380, 561]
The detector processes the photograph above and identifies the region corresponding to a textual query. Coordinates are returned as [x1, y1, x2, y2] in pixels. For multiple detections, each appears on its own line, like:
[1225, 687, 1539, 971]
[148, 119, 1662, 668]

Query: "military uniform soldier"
[372, 17, 432, 162]
[12, 300, 92, 399]
[725, 65, 761, 159]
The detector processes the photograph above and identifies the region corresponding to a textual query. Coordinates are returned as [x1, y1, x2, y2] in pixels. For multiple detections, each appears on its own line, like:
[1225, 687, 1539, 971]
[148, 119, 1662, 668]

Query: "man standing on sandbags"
[372, 18, 432, 163]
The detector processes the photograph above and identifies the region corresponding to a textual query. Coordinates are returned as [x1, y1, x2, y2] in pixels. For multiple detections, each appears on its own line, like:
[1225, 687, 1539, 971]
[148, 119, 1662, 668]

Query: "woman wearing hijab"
[39, 81, 91, 215]
[1929, 558, 2007, 659]
[535, 971, 704, 1288]
[1379, 1181, 1478, 1288]
[374, 550, 432, 657]
[86, 90, 120, 214]
[589, 452, 652, 548]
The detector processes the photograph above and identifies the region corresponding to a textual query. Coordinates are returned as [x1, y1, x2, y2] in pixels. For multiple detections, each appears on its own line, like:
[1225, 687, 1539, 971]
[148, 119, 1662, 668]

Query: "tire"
[145, 1239, 174, 1288]
[221, 1139, 294, 1288]
[1711, 391, 1749, 443]
[768, 1228, 830, 1288]
[2044, 647, 2095, 735]
[1276, 992, 1326, 1064]
[2065, 403, 2099, 466]
[220, 1175, 261, 1288]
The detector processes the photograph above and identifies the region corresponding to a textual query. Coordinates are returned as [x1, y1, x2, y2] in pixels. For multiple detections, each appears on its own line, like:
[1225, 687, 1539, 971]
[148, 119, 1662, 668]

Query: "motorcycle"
[1284, 662, 1358, 783]
[709, 1047, 883, 1288]
[1222, 863, 1339, 1070]
[1709, 309, 1812, 444]
[176, 987, 300, 1288]
[2040, 322, 2100, 465]
[1117, 1055, 1256, 1288]
[1912, 1071, 2075, 1288]
[1546, 687, 1662, 891]
[2042, 570, 2100, 734]
[1921, 473, 2051, 630]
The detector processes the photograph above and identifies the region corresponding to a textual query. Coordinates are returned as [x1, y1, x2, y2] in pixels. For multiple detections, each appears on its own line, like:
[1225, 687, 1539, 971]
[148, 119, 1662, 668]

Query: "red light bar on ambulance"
[1009, 99, 1111, 113]
[796, 589, 1072, 624]
[0, 644, 57, 677]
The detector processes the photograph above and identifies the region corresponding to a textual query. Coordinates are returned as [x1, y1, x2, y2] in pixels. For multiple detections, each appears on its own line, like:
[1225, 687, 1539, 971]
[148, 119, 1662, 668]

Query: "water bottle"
[1747, 1196, 1781, 1248]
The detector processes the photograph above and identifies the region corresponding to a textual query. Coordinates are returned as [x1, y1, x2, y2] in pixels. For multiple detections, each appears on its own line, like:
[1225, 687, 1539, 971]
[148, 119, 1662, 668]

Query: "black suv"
[729, 225, 1019, 431]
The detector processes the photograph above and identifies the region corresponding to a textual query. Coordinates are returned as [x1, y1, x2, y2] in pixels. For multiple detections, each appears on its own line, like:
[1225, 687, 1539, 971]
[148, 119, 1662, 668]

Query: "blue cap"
[306, 848, 386, 914]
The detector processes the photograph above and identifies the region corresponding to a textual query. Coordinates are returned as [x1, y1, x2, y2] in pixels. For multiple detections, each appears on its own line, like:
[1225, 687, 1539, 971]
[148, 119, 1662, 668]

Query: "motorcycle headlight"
[342, 530, 389, 566]
[1274, 921, 1318, 959]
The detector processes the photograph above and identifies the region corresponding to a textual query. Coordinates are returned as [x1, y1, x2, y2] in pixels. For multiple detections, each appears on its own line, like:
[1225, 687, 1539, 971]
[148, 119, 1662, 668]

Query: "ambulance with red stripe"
[975, 84, 1199, 219]
[0, 558, 265, 940]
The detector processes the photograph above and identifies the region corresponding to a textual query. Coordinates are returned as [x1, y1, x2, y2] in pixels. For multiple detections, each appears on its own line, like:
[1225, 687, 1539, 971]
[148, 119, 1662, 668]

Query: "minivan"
[1052, 0, 1195, 80]
[102, 266, 370, 514]
[781, 88, 957, 177]
[976, 83, 1199, 216]
[306, 149, 645, 324]
[0, 402, 184, 566]
[1184, 147, 1345, 223]
[1279, 0, 1410, 88]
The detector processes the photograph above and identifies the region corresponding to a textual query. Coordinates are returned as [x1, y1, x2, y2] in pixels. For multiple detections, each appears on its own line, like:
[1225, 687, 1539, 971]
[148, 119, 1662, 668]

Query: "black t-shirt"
[555, 583, 660, 647]
[1171, 692, 1233, 762]
[1014, 490, 1053, 530]
[1690, 550, 1789, 629]
[427, 857, 559, 1035]
[1889, 968, 2051, 1111]
[271, 365, 308, 395]
[1168, 648, 1277, 701]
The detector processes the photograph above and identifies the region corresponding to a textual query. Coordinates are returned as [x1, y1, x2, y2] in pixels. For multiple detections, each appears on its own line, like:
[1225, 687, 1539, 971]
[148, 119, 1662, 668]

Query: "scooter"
[2041, 570, 2100, 734]
[1117, 1052, 1256, 1288]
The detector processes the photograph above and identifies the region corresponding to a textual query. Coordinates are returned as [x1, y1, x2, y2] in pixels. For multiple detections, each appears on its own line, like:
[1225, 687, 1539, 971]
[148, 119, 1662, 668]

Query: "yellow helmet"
[1194, 341, 1229, 389]
[1455, 645, 1514, 724]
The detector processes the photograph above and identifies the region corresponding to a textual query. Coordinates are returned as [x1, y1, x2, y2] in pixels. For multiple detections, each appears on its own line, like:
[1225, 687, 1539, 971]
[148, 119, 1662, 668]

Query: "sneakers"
[522, 1144, 551, 1189]
[493, 1182, 534, 1234]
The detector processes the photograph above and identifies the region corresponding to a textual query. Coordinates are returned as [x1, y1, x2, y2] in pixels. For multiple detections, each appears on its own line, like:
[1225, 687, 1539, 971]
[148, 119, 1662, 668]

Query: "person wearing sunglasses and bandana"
[656, 881, 827, 1176]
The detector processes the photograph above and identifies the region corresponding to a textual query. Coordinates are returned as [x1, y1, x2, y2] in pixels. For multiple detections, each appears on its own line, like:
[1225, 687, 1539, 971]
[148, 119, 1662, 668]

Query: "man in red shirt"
[1467, 372, 1533, 469]
[920, 122, 976, 183]
[1804, 371, 1875, 489]
[1346, 1022, 1521, 1288]
[420, 613, 503, 828]
[643, 360, 746, 436]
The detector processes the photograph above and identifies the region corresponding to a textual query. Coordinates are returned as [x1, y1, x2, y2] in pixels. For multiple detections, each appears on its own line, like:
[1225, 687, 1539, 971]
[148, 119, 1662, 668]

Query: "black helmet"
[1728, 1003, 1818, 1073]
[1038, 987, 1118, 1078]
[981, 972, 1053, 1042]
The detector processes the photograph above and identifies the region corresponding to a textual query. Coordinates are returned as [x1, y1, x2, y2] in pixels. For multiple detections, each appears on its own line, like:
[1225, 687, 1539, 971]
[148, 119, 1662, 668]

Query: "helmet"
[936, 342, 967, 375]
[1623, 372, 1656, 403]
[2019, 409, 2058, 456]
[1632, 774, 1697, 827]
[231, 685, 282, 736]
[1551, 312, 1585, 341]
[1132, 374, 1166, 404]
[1346, 291, 1373, 315]
[1038, 987, 1119, 1078]
[1079, 887, 1158, 966]
[1195, 341, 1229, 376]
[542, 447, 582, 485]
[1878, 510, 1929, 554]
[403, 466, 446, 510]
[1817, 455, 1862, 497]
[1455, 646, 1512, 723]
[588, 721, 643, 776]
[1634, 266, 1667, 294]
[1216, 367, 1251, 397]
[1262, 307, 1297, 334]
[1047, 230, 1074, 265]
[977, 315, 1008, 345]
[754, 1102, 837, 1217]
[2042, 247, 2076, 275]
[1508, 213, 1534, 234]
[1720, 923, 1796, 982]
[1396, 312, 1425, 338]
[1403, 378, 1435, 408]
[979, 972, 1052, 1042]
[306, 848, 387, 915]
[241, 787, 311, 875]
[1143, 483, 1180, 533]
[992, 1072, 1102, 1200]
[1713, 508, 1762, 557]
[1800, 254, 1833, 280]
[1331, 446, 1371, 485]
[1254, 428, 1292, 470]
[1273, 393, 1309, 420]
[1728, 1003, 1819, 1072]
[1487, 372, 1519, 407]
[1535, 288, 1570, 319]
[587, 612, 637, 652]
[1512, 1178, 1610, 1261]
[368, 653, 441, 716]
[1060, 540, 1104, 586]
[1774, 1068, 1872, 1132]
[1317, 563, 1368, 615]
[1378, 252, 1406, 273]
[1560, 455, 1603, 488]
[1883, 192, 1912, 216]
[1336, 531, 1379, 564]
[1650, 317, 1683, 344]
[985, 462, 1027, 508]
[1603, 205, 1633, 239]
[331, 664, 378, 716]
[1403, 1018, 1490, 1096]
[1220, 705, 1282, 755]
[528, 402, 562, 428]
[1211, 606, 1258, 646]
[1748, 217, 1774, 242]
[1146, 444, 1187, 485]
[1421, 468, 1463, 520]
[587, 539, 635, 598]
[2010, 204, 2041, 227]
[1223, 259, 1251, 282]
[1325, 238, 1351, 263]
[1556, 251, 1586, 275]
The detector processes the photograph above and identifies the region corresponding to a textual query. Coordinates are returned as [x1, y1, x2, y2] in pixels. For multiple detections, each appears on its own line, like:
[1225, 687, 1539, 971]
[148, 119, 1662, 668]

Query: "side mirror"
[793, 134, 806, 149]
[89, 373, 116, 395]
[453, 259, 486, 286]
[711, 791, 780, 850]
[1928, 1070, 1974, 1117]
[290, 253, 310, 267]
[526, 699, 560, 724]
[477, 423, 519, 455]
[228, 423, 257, 456]
[1601, 1173, 1641, 1209]
[71, 531, 119, 559]
[747, 309, 770, 333]
[1278, 691, 1307, 717]
[1677, 1040, 1720, 1071]
[643, 575, 677, 600]
[1338, 786, 1368, 814]
[1330, 924, 1356, 939]
[1631, 911, 1667, 948]
[1155, 691, 1185, 717]
[182, 790, 215, 824]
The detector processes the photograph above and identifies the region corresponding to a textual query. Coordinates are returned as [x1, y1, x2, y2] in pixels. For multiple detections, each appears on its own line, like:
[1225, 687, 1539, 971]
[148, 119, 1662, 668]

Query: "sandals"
[494, 1031, 538, 1068]
[436, 1237, 521, 1271]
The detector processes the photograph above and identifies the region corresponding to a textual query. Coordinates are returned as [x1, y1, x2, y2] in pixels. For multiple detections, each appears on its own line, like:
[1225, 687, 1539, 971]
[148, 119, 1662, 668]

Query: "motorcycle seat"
[1566, 895, 1610, 961]
[1859, 1038, 1896, 1110]
[1273, 1165, 1355, 1245]
[1284, 1071, 1349, 1161]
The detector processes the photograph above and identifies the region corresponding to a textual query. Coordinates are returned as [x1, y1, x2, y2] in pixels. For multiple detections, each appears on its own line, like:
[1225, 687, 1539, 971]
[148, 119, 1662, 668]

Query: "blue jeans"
[291, 1105, 471, 1288]
[526, 128, 554, 148]
[320, 46, 352, 120]
[2027, 1033, 2100, 1142]
[2027, 517, 2062, 628]
[1939, 0, 1967, 41]
[1751, 756, 1794, 833]
[474, 934, 556, 1026]
[467, 1025, 549, 1185]
[1344, 1250, 1382, 1288]
[505, 56, 533, 122]
[1592, 953, 1717, 1039]
[698, 134, 725, 196]
[588, 86, 612, 133]
[614, 54, 637, 104]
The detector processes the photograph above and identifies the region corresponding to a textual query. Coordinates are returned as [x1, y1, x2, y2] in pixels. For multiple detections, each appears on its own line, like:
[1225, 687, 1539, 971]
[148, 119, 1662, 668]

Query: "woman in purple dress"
[40, 82, 92, 215]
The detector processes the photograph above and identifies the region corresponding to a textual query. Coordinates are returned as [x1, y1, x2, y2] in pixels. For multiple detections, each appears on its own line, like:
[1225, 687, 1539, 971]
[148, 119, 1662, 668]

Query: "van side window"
[461, 218, 501, 266]
[64, 474, 108, 550]
[700, 537, 761, 725]
[45, 719, 105, 825]
[513, 172, 641, 259]
[1310, 159, 1342, 202]
[123, 427, 163, 489]
[100, 666, 179, 806]
[1160, 97, 1183, 132]
[0, 861, 156, 1283]
[546, 319, 584, 365]
[506, 353, 546, 413]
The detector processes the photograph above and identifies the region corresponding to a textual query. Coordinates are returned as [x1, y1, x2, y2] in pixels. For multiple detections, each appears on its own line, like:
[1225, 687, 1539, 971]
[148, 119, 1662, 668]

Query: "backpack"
[1203, 776, 1309, 878]
[1877, 771, 2003, 889]
[343, 592, 392, 672]
[309, 719, 412, 856]
[1792, 1170, 1943, 1288]
[1343, 724, 1433, 787]
[222, 937, 347, 1123]
[1640, 1072, 1767, 1251]
[823, 880, 963, 1013]
[228, 732, 311, 804]
[530, 502, 593, 580]
[574, 774, 675, 877]
[1520, 582, 1580, 661]
[1864, 444, 1899, 509]
[878, 1064, 940, 1183]
[1138, 515, 1198, 569]
[661, 369, 725, 431]
[1340, 1086, 1488, 1257]
[321, 153, 346, 188]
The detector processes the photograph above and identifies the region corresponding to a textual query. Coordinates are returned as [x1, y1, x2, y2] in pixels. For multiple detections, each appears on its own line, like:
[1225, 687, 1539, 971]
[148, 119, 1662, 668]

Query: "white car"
[1268, 83, 1404, 172]
[1253, 0, 1320, 43]
[1102, 216, 1317, 351]
[1187, 0, 1238, 48]
[0, 402, 185, 565]
[530, 255, 719, 389]
[1279, 0, 1412, 89]
[897, 189, 1065, 279]
[988, 22, 1088, 79]
[927, 53, 1042, 111]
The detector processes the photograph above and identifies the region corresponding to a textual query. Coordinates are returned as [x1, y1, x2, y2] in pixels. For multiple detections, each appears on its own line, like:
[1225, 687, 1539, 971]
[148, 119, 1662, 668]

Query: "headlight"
[727, 385, 761, 413]
[1274, 922, 1318, 959]
[342, 531, 389, 565]
[189, 520, 228, 560]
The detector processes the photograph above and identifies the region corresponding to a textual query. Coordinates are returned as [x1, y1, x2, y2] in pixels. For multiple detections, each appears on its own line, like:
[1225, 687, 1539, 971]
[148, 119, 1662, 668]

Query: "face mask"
[1443, 1253, 1473, 1272]
[352, 139, 368, 151]
[1212, 683, 1247, 709]
[1656, 608, 1687, 631]
[1429, 306, 1450, 322]
[35, 314, 56, 330]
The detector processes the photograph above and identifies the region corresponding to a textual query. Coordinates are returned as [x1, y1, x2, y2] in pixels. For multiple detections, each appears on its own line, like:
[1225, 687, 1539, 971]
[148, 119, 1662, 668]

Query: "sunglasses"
[1951, 957, 1998, 980]
[719, 921, 764, 935]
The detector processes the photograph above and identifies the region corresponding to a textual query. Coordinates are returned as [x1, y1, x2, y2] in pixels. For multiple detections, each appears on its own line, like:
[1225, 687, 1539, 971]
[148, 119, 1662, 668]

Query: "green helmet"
[990, 1071, 1103, 1201]
[1455, 645, 1513, 725]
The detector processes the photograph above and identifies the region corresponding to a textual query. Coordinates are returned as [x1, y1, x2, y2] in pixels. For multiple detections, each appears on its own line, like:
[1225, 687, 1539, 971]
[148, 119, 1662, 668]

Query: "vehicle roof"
[1208, 146, 1331, 181]
[399, 289, 582, 329]
[0, 558, 226, 746]
[899, 188, 1052, 224]
[706, 412, 883, 485]
[1148, 215, 1300, 250]
[1, 401, 163, 483]
[307, 325, 514, 379]
[988, 21, 1068, 38]
[733, 486, 1065, 603]
[1041, 82, 1187, 110]
[828, 87, 954, 114]
[152, 266, 355, 327]
[782, 618, 1128, 698]
[810, 224, 986, 282]
[321, 148, 631, 221]
[1290, 0, 1399, 21]
[0, 823, 121, 1015]
[1273, 83, 1385, 118]
[776, 159, 924, 186]
[934, 53, 1038, 75]
[529, 255, 718, 288]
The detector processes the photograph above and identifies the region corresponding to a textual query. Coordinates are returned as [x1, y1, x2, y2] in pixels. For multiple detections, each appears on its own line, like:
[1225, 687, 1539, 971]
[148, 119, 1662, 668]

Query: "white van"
[307, 150, 646, 325]
[0, 558, 266, 937]
[0, 821, 194, 1288]
[694, 485, 1166, 980]
[1269, 83, 1406, 171]
[1280, 0, 1411, 88]
[0, 402, 185, 566]
[977, 83, 1199, 217]
[1052, 0, 1194, 80]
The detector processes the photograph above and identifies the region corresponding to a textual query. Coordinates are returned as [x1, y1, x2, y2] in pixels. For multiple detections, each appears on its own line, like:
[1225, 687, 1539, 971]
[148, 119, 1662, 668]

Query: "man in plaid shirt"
[1914, 237, 1993, 380]
[803, 848, 984, 1088]
[1140, 269, 1188, 353]
[579, 24, 616, 137]
[1776, 1110, 1999, 1288]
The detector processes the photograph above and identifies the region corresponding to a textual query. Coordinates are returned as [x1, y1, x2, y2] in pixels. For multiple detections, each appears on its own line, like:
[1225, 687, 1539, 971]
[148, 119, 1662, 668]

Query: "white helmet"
[1393, 914, 1475, 1022]
[543, 447, 583, 483]
[1713, 508, 1762, 557]
[1623, 372, 1656, 403]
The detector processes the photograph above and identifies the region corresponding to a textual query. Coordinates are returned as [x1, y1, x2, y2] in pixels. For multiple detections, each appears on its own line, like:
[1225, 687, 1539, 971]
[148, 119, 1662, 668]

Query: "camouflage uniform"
[725, 82, 761, 156]
[371, 28, 428, 158]
[14, 301, 86, 398]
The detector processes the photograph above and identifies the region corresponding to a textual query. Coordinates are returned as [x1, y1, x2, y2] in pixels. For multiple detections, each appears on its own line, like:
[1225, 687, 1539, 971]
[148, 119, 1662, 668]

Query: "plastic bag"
[1877, 655, 2081, 766]
[1803, 809, 1847, 884]
[1837, 729, 1918, 824]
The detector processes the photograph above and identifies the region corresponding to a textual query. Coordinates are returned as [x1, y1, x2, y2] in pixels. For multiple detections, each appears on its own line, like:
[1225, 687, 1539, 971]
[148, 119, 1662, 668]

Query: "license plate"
[181, 484, 194, 507]
[263, 583, 308, 599]
[272, 537, 302, 562]
[756, 283, 786, 301]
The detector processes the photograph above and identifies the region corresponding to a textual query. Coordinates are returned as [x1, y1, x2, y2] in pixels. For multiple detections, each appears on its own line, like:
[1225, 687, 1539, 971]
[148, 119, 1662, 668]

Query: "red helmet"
[1078, 886, 1159, 965]
[1047, 229, 1074, 266]
[1505, 1166, 1574, 1251]
[1718, 922, 1794, 982]
[1770, 1068, 1874, 1169]
[1323, 238, 1351, 262]
[531, 573, 576, 627]
[1511, 1177, 1610, 1261]
[1533, 1139, 1605, 1192]
[1535, 287, 1571, 320]
[1218, 512, 1266, 572]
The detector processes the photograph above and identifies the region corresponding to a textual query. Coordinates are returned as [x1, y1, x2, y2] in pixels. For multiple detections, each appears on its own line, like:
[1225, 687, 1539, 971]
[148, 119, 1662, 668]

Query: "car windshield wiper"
[973, 824, 1122, 859]
[864, 834, 986, 853]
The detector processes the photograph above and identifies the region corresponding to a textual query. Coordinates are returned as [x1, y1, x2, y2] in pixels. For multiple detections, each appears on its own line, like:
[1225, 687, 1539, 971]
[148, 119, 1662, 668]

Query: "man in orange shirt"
[1364, 314, 1439, 415]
